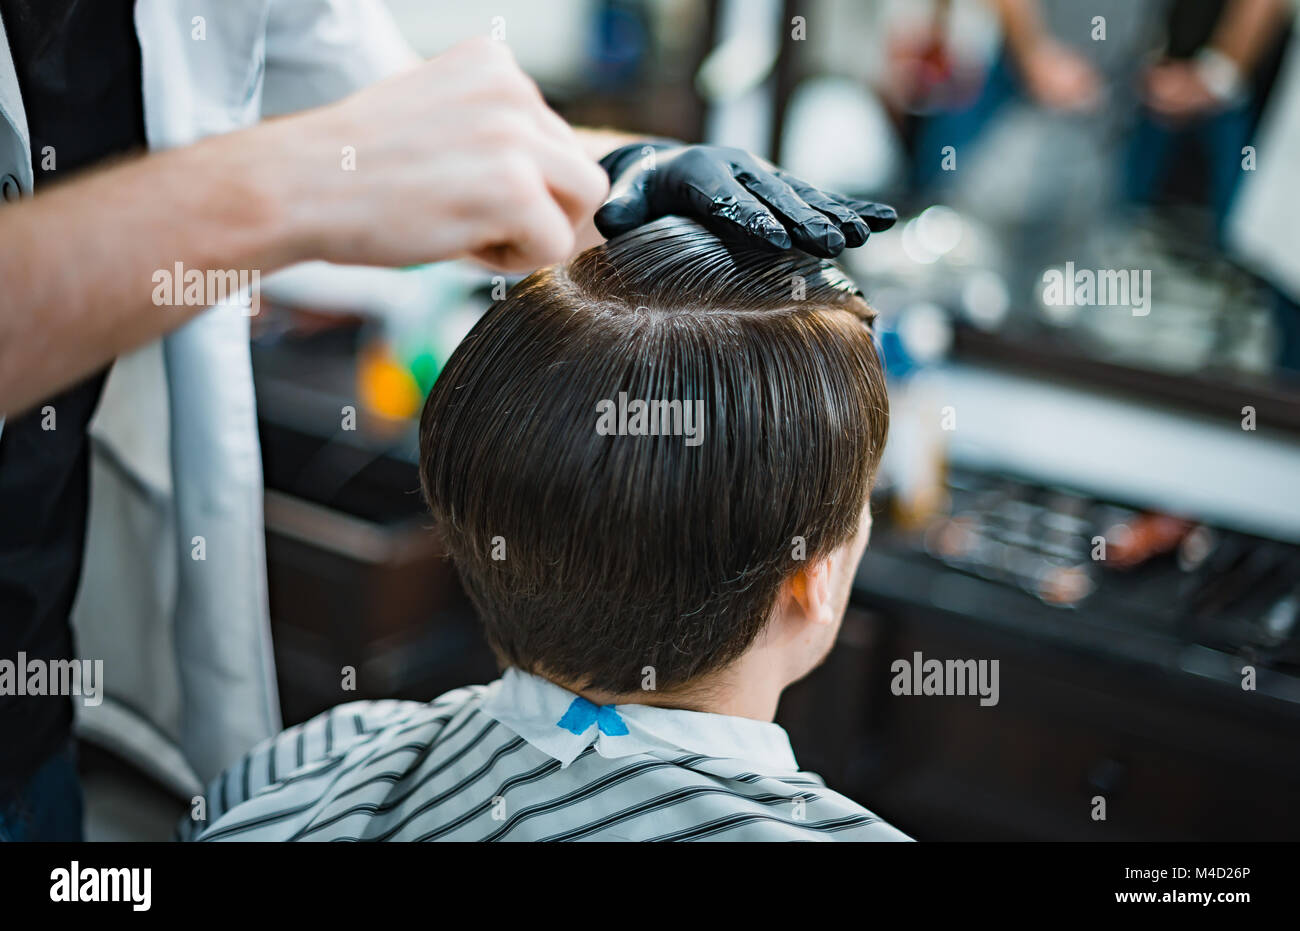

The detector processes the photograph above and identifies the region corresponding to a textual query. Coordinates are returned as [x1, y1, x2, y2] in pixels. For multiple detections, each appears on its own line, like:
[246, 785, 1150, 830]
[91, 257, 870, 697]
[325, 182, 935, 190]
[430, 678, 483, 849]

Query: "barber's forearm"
[0, 39, 614, 415]
[0, 124, 306, 416]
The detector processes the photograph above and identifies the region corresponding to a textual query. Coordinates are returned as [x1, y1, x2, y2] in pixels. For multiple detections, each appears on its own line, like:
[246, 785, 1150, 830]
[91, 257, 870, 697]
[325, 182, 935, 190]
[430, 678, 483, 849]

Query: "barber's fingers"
[480, 40, 579, 145]
[772, 169, 897, 247]
[525, 129, 610, 228]
[486, 48, 600, 192]
[450, 38, 606, 226]
[732, 157, 846, 257]
[487, 67, 609, 237]
[675, 157, 791, 250]
[528, 93, 587, 151]
[771, 169, 873, 248]
[473, 166, 576, 272]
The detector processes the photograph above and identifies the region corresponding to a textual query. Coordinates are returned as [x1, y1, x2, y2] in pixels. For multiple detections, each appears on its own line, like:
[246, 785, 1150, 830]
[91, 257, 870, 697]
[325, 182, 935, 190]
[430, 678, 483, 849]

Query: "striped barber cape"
[181, 667, 911, 842]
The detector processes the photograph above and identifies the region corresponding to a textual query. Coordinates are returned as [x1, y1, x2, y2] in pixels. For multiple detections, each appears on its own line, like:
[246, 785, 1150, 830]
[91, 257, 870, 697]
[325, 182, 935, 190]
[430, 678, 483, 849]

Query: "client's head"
[419, 215, 888, 715]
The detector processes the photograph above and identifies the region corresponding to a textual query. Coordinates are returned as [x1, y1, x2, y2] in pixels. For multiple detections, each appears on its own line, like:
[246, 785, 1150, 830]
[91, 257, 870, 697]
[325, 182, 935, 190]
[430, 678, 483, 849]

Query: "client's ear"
[780, 557, 837, 629]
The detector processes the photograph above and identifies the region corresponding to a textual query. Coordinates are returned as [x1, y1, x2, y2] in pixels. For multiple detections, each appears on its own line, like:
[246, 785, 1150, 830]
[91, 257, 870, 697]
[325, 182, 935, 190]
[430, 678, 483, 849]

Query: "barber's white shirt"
[182, 668, 912, 842]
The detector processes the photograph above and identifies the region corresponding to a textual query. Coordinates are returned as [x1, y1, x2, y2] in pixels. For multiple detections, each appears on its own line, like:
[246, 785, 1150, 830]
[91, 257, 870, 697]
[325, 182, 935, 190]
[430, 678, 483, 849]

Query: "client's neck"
[553, 645, 792, 723]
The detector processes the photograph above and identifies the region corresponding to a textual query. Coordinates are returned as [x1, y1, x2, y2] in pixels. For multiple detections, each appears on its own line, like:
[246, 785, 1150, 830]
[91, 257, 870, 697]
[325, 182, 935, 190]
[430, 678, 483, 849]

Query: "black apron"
[0, 0, 145, 787]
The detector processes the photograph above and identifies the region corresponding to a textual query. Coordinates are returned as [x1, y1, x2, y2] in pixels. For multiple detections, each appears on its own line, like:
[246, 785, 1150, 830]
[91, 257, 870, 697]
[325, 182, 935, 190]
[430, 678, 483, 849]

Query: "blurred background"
[84, 0, 1300, 839]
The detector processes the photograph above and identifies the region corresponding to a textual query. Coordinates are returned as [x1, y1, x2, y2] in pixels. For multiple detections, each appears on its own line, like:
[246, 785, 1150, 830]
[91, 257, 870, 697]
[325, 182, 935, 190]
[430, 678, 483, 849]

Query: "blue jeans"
[1123, 105, 1253, 235]
[0, 742, 84, 841]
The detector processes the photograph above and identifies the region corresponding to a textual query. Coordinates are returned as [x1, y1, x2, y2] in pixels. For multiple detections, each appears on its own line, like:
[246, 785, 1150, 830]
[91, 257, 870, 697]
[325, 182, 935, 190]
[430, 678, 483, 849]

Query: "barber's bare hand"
[280, 37, 608, 272]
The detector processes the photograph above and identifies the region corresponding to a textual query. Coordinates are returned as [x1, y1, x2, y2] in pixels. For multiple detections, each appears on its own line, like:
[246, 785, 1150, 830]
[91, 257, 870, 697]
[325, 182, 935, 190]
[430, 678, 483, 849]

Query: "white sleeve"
[261, 0, 421, 116]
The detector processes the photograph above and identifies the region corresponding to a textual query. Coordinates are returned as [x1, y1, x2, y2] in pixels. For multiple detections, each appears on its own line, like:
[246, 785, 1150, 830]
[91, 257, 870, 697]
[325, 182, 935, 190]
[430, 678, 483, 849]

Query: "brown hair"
[419, 216, 888, 694]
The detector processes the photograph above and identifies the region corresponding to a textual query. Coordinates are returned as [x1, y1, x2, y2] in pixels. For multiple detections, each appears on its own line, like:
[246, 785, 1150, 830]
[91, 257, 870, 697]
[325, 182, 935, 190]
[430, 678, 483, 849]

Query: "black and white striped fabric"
[180, 669, 911, 842]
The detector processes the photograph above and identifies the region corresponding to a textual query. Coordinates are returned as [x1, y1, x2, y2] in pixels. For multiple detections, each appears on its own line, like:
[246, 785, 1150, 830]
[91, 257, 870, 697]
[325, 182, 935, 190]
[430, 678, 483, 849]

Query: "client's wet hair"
[419, 216, 888, 694]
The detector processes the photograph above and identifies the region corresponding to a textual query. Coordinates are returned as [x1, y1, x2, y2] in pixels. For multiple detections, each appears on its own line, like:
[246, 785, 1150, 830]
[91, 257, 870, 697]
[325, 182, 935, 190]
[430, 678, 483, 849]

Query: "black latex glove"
[595, 142, 897, 258]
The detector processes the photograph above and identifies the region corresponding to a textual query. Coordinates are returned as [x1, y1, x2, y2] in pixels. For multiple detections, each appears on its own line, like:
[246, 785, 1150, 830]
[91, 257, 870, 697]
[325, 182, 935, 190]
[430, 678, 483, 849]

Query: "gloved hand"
[595, 142, 896, 258]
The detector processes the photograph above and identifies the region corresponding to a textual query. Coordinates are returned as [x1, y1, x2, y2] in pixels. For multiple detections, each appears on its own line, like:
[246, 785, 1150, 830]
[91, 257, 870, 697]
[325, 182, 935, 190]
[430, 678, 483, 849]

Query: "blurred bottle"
[356, 262, 489, 423]
[876, 301, 954, 529]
